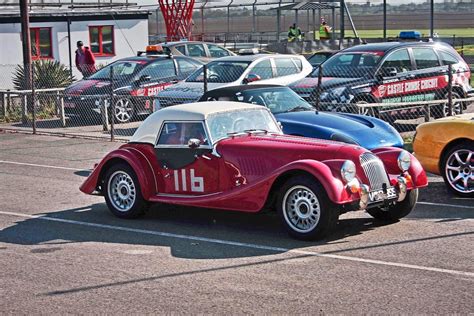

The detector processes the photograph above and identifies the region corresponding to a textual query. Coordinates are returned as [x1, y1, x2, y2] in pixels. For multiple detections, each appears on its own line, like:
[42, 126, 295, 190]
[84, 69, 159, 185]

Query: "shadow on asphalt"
[1, 197, 472, 261]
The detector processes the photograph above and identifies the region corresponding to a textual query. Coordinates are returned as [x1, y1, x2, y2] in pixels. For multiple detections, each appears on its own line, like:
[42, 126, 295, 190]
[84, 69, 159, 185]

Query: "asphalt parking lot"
[0, 132, 473, 314]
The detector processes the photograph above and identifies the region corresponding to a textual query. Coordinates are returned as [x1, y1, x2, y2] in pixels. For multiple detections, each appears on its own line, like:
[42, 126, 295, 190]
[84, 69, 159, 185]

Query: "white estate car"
[155, 54, 313, 108]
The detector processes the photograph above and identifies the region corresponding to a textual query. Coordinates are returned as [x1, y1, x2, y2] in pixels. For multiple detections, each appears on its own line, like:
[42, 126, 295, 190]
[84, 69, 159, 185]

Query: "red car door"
[154, 121, 220, 195]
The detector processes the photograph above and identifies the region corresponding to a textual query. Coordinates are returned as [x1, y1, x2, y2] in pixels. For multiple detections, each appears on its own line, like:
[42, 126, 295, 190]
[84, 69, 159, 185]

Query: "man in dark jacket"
[75, 41, 96, 77]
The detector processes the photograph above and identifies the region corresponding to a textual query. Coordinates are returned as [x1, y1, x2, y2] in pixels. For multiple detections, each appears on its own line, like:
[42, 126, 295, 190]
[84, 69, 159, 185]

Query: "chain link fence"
[1, 61, 473, 142]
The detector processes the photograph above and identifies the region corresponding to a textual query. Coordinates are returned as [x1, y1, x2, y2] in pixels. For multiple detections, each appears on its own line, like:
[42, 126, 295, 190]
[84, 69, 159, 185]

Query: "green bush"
[13, 60, 75, 90]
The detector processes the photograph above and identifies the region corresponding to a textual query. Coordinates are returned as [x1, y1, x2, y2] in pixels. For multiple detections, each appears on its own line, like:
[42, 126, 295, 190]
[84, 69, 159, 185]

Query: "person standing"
[75, 41, 96, 77]
[288, 23, 302, 42]
[319, 20, 332, 40]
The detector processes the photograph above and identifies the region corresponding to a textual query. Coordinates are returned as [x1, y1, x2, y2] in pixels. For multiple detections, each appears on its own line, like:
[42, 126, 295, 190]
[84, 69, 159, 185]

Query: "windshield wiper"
[287, 106, 311, 113]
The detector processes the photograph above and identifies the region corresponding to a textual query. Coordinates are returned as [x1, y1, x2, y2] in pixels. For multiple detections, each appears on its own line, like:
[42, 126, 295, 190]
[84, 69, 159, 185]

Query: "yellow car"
[413, 113, 473, 197]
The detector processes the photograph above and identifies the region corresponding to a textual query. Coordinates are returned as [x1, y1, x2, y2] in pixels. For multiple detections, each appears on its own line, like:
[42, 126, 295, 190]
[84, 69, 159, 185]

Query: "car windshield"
[309, 52, 383, 78]
[186, 61, 250, 83]
[88, 61, 143, 80]
[239, 87, 314, 114]
[207, 108, 281, 142]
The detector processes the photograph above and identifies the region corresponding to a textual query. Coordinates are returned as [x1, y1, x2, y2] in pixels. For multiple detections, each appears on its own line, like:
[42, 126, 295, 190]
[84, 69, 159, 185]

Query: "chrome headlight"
[397, 150, 411, 172]
[341, 160, 356, 183]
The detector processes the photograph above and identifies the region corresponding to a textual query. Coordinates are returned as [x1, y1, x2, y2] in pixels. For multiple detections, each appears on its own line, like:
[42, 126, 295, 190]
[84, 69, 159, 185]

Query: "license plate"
[368, 187, 397, 203]
[64, 102, 76, 108]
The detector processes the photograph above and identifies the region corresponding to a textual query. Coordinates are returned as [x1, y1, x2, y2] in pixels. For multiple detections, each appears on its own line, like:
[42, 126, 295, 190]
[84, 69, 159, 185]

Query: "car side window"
[438, 50, 459, 65]
[381, 49, 413, 73]
[249, 59, 273, 80]
[187, 44, 206, 57]
[413, 48, 440, 69]
[292, 58, 303, 71]
[208, 44, 230, 58]
[139, 59, 176, 80]
[177, 58, 199, 77]
[175, 45, 186, 55]
[274, 58, 299, 76]
[157, 122, 208, 146]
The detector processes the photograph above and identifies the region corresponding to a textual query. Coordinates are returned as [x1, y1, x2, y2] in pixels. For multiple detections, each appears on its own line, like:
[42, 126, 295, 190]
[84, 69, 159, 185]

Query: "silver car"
[155, 54, 313, 108]
[160, 41, 236, 63]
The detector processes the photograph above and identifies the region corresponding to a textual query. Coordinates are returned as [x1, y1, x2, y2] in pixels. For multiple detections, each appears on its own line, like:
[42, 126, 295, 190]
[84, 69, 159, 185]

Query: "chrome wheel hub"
[445, 149, 473, 194]
[114, 99, 133, 123]
[283, 185, 321, 233]
[108, 171, 136, 212]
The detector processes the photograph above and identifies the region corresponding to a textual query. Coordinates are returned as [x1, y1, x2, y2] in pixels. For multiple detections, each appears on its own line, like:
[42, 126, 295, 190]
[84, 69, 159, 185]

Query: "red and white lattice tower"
[158, 0, 196, 41]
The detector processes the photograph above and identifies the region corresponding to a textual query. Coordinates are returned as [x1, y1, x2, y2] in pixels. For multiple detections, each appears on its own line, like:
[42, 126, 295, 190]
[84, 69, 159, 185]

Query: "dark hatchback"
[64, 55, 202, 123]
[292, 41, 473, 120]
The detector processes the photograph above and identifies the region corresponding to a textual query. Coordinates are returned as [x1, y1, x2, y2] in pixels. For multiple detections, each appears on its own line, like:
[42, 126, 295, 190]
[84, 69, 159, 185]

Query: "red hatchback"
[80, 102, 428, 240]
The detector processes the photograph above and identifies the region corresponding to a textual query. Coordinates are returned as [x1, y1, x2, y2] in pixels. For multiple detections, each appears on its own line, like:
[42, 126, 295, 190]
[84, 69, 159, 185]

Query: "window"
[438, 50, 459, 65]
[274, 58, 299, 76]
[158, 122, 208, 146]
[88, 61, 141, 80]
[186, 61, 250, 83]
[177, 59, 200, 77]
[187, 43, 206, 57]
[89, 26, 114, 56]
[140, 60, 176, 80]
[381, 49, 413, 73]
[30, 28, 52, 59]
[175, 45, 186, 55]
[208, 44, 230, 58]
[249, 59, 273, 80]
[412, 48, 440, 69]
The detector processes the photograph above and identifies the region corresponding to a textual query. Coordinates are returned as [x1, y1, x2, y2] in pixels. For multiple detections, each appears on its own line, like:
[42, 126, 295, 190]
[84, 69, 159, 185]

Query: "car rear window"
[413, 48, 440, 69]
[438, 50, 459, 65]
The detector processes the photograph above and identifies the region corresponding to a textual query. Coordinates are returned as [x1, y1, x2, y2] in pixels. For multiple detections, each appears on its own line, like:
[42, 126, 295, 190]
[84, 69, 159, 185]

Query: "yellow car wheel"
[441, 141, 474, 197]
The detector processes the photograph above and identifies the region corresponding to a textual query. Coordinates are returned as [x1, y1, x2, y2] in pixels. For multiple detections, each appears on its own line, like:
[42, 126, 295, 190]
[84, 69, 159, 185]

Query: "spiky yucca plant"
[13, 60, 75, 90]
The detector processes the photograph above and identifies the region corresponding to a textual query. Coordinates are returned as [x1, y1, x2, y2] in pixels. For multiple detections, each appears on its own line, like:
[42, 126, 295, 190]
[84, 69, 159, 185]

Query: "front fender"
[79, 147, 156, 199]
[276, 159, 353, 204]
[372, 147, 428, 187]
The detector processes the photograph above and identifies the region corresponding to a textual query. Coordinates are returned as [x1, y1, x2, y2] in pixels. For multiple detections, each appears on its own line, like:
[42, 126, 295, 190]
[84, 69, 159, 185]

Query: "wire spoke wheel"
[108, 171, 137, 212]
[445, 148, 473, 195]
[114, 98, 133, 123]
[283, 185, 321, 233]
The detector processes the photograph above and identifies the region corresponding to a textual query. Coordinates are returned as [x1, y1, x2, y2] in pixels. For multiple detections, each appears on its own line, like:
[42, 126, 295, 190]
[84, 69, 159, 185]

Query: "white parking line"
[417, 202, 474, 210]
[0, 160, 87, 172]
[0, 210, 473, 278]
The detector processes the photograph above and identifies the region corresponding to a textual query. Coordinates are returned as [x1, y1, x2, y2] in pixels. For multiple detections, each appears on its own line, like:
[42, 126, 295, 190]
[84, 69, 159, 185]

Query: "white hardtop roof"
[130, 101, 268, 144]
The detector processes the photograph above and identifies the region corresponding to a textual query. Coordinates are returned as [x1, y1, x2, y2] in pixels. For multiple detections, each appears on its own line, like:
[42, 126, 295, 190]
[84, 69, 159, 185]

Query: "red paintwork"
[372, 75, 448, 99]
[80, 134, 428, 213]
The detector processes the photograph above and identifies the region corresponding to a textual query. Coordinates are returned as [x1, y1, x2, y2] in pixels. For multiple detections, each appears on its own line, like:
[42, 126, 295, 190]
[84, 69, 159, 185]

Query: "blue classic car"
[199, 85, 403, 150]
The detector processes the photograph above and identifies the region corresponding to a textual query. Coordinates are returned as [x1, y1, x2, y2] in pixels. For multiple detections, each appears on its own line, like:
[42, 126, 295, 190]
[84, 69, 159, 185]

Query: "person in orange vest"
[319, 21, 332, 40]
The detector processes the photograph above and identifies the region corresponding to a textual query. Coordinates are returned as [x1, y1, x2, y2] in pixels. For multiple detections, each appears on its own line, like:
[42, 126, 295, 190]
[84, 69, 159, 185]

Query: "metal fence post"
[1, 92, 6, 119]
[424, 104, 430, 122]
[203, 64, 208, 93]
[109, 65, 115, 142]
[21, 93, 28, 124]
[448, 64, 453, 117]
[59, 93, 66, 127]
[315, 64, 323, 111]
[101, 97, 109, 132]
[31, 64, 36, 134]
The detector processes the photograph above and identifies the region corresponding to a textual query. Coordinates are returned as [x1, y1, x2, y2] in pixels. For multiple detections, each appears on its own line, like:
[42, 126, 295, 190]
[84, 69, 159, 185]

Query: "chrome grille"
[360, 152, 390, 190]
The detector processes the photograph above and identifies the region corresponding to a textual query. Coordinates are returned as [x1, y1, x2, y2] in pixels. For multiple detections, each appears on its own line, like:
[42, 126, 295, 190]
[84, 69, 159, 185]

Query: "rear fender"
[372, 147, 428, 187]
[79, 148, 156, 199]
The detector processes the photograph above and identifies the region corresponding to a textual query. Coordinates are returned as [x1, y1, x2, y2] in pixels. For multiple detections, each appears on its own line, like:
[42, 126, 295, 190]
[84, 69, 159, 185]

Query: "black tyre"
[440, 141, 473, 197]
[104, 163, 149, 219]
[433, 91, 463, 119]
[366, 189, 418, 221]
[277, 175, 339, 240]
[113, 97, 135, 123]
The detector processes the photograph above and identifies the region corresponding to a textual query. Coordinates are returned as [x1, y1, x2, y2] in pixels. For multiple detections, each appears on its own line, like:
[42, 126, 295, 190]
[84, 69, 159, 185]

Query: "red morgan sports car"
[80, 102, 428, 240]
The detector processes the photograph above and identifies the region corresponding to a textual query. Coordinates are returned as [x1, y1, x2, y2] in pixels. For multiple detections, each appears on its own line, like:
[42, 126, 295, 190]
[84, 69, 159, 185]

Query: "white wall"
[0, 17, 149, 88]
